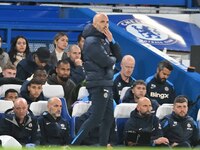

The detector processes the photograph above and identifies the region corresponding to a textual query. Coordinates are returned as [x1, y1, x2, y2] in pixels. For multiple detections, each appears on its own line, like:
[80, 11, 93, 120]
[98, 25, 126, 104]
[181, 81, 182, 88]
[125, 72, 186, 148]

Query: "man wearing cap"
[16, 47, 52, 80]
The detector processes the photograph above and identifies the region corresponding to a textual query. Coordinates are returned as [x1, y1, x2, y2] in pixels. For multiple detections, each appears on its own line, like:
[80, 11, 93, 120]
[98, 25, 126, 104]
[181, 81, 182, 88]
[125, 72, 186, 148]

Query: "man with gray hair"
[66, 44, 85, 85]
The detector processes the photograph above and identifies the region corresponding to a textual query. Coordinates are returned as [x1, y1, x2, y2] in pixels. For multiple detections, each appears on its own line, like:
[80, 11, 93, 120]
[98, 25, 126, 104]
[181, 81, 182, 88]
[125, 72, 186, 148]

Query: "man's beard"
[141, 111, 152, 117]
[58, 76, 69, 82]
[156, 73, 166, 83]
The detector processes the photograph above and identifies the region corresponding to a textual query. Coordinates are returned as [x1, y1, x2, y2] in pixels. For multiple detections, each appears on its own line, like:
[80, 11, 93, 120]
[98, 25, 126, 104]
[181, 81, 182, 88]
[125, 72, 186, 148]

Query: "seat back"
[72, 101, 91, 117]
[71, 101, 91, 138]
[0, 135, 22, 148]
[42, 85, 74, 138]
[114, 103, 137, 118]
[0, 84, 21, 98]
[156, 103, 173, 119]
[196, 109, 200, 128]
[29, 101, 48, 116]
[114, 103, 137, 144]
[0, 100, 14, 113]
[77, 86, 89, 100]
[42, 84, 64, 98]
[119, 87, 130, 103]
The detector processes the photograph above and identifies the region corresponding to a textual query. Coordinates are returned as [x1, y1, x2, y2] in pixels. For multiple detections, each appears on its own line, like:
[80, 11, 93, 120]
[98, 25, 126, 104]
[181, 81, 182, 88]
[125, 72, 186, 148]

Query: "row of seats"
[0, 84, 190, 145]
[0, 84, 65, 98]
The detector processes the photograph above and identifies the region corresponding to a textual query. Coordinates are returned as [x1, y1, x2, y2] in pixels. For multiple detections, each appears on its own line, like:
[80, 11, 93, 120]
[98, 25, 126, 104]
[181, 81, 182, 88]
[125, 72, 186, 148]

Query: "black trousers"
[71, 86, 114, 146]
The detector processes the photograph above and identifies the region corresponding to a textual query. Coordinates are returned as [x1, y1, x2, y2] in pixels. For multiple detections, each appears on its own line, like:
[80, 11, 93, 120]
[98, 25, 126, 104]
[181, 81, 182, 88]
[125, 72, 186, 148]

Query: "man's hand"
[154, 137, 169, 145]
[171, 142, 179, 147]
[74, 59, 83, 66]
[103, 28, 113, 42]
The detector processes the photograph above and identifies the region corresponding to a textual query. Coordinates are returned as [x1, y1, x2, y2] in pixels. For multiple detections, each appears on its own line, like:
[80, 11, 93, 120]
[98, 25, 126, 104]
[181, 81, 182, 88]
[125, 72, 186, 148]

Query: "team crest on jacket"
[164, 87, 169, 91]
[117, 19, 176, 45]
[117, 82, 122, 87]
[172, 121, 177, 126]
[187, 123, 193, 130]
[150, 84, 156, 89]
[28, 123, 32, 128]
[61, 124, 66, 130]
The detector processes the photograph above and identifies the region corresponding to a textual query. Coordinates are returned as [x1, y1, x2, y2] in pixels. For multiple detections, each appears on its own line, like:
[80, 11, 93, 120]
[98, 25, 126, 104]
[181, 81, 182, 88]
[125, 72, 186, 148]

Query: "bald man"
[0, 98, 40, 145]
[66, 44, 85, 84]
[124, 97, 169, 146]
[113, 55, 136, 104]
[71, 13, 121, 146]
[38, 97, 70, 145]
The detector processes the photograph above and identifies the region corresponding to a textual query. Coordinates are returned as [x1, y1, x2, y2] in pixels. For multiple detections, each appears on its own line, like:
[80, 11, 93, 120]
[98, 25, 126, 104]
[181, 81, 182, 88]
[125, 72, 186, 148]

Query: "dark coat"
[66, 57, 85, 85]
[0, 113, 40, 145]
[38, 112, 70, 145]
[122, 88, 159, 114]
[47, 74, 76, 113]
[161, 112, 199, 146]
[124, 109, 163, 146]
[16, 53, 52, 80]
[82, 24, 121, 88]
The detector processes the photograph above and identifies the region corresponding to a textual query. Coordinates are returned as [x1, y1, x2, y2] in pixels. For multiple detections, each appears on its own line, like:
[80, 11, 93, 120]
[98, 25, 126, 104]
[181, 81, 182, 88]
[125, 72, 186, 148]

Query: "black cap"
[35, 47, 50, 63]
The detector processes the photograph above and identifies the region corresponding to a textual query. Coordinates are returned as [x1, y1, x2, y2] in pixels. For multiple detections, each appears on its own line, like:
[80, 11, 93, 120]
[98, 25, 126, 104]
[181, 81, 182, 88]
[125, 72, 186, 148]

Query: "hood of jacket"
[82, 24, 106, 39]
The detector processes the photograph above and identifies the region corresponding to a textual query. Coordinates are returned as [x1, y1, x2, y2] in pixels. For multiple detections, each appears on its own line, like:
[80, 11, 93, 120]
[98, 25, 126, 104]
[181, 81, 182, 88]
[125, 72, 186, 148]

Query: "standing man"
[161, 96, 199, 147]
[71, 13, 121, 146]
[145, 60, 175, 105]
[113, 55, 136, 104]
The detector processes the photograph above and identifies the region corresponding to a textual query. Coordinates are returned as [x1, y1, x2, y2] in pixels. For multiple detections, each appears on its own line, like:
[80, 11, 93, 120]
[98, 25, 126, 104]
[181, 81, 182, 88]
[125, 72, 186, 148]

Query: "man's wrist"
[111, 38, 116, 44]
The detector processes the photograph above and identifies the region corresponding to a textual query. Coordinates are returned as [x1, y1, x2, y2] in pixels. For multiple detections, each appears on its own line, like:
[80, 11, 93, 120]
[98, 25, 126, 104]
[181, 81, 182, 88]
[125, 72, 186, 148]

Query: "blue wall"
[76, 8, 200, 103]
[1, 4, 200, 103]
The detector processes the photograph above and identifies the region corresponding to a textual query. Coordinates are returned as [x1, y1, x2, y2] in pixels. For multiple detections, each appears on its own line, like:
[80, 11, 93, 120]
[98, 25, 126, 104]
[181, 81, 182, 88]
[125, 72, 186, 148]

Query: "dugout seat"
[119, 87, 130, 103]
[42, 84, 74, 138]
[156, 103, 173, 119]
[114, 103, 137, 144]
[29, 101, 48, 116]
[0, 100, 14, 119]
[0, 84, 21, 98]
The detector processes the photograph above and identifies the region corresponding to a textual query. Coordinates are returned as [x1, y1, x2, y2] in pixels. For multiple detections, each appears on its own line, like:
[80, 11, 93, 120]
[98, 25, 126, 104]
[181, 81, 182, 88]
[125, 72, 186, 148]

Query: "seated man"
[26, 68, 48, 83]
[0, 98, 40, 145]
[4, 89, 19, 102]
[20, 78, 47, 105]
[66, 44, 85, 85]
[16, 47, 52, 80]
[124, 97, 169, 146]
[161, 95, 199, 147]
[0, 62, 23, 85]
[145, 60, 175, 105]
[122, 80, 159, 114]
[113, 55, 135, 104]
[47, 59, 76, 114]
[38, 97, 70, 145]
[20, 68, 48, 100]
